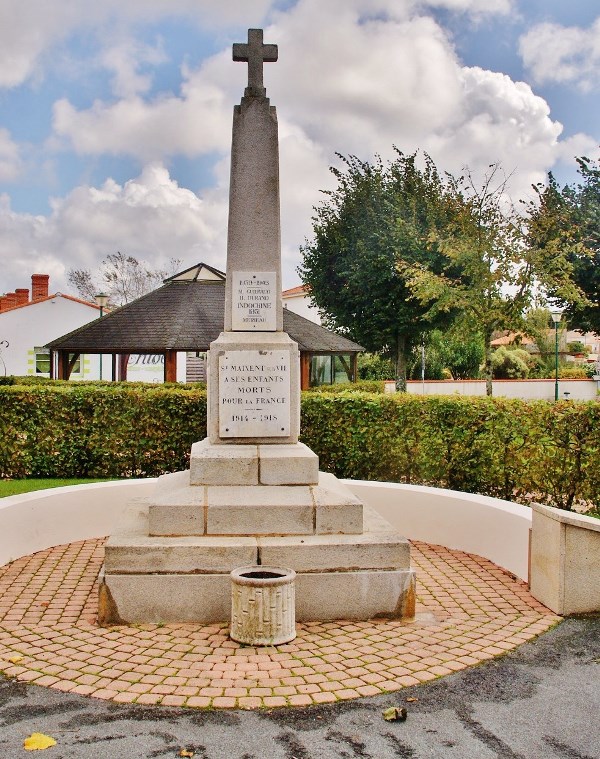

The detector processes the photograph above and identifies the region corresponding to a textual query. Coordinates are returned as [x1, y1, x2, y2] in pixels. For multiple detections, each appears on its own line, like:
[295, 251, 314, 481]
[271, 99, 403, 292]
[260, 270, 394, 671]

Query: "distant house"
[282, 284, 321, 324]
[47, 263, 363, 389]
[0, 274, 100, 379]
[491, 329, 600, 363]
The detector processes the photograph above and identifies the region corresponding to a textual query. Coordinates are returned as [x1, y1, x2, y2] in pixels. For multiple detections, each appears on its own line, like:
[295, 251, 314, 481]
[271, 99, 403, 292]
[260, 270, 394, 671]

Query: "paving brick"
[0, 537, 559, 711]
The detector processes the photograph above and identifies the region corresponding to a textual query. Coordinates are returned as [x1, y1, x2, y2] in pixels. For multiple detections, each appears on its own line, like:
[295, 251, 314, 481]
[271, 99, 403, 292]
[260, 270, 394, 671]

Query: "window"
[309, 354, 353, 386]
[35, 348, 50, 375]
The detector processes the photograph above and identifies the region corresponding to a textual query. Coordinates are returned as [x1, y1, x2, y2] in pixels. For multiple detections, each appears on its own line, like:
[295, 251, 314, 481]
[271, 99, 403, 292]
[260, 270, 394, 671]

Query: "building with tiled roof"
[47, 264, 364, 388]
[0, 274, 101, 379]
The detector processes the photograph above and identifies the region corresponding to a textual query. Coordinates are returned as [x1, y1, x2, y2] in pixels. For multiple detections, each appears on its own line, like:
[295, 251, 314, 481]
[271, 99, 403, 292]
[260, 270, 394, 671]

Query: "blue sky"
[0, 0, 598, 295]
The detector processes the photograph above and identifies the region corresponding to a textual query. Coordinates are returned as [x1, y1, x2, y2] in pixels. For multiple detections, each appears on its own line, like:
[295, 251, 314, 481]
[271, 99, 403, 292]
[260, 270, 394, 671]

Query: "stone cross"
[233, 28, 278, 95]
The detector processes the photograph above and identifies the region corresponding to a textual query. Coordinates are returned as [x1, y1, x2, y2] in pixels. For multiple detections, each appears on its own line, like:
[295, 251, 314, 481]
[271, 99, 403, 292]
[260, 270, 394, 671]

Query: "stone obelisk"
[205, 28, 302, 451]
[99, 30, 416, 625]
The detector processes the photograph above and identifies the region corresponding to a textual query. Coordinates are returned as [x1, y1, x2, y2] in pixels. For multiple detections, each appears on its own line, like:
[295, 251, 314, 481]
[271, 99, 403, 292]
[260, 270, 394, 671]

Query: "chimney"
[15, 288, 29, 306]
[4, 293, 18, 310]
[31, 274, 50, 302]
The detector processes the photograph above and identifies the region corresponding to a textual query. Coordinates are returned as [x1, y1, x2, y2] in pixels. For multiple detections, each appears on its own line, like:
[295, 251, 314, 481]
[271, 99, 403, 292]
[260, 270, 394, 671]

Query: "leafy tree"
[299, 151, 461, 389]
[526, 157, 598, 331]
[68, 252, 182, 307]
[405, 165, 576, 395]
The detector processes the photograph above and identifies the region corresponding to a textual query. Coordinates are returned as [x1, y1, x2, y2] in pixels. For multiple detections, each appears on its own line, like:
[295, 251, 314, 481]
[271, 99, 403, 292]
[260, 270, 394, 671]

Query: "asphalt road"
[1, 616, 598, 759]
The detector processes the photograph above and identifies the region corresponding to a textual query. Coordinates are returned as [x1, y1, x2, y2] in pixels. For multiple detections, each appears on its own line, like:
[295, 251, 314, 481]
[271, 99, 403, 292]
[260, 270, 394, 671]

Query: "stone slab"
[147, 470, 205, 536]
[99, 571, 232, 625]
[207, 485, 313, 535]
[313, 472, 363, 534]
[258, 442, 319, 485]
[219, 349, 291, 438]
[258, 508, 409, 571]
[99, 567, 416, 624]
[189, 439, 258, 486]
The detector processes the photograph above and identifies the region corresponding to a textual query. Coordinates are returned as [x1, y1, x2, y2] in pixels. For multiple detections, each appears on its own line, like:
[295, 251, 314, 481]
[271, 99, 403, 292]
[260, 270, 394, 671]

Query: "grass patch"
[0, 478, 115, 498]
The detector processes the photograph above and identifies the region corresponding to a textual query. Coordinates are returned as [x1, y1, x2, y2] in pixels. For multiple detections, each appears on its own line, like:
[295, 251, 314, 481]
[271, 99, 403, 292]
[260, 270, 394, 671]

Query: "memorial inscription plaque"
[219, 350, 291, 437]
[231, 271, 276, 331]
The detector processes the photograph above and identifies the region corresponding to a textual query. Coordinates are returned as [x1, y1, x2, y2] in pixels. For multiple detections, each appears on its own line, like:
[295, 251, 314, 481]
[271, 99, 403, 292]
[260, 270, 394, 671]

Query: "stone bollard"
[230, 566, 296, 646]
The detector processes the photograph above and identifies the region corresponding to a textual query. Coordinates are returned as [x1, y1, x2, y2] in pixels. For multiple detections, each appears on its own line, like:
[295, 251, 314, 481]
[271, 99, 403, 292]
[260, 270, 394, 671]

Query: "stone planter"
[530, 503, 600, 615]
[230, 566, 296, 645]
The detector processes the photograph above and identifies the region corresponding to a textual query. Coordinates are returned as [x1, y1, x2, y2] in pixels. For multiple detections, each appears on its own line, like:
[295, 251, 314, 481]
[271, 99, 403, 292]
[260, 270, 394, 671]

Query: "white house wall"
[0, 298, 99, 379]
[282, 295, 321, 324]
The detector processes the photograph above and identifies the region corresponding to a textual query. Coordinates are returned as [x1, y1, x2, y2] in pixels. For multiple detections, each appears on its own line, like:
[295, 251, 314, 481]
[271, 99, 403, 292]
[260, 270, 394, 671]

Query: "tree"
[299, 151, 461, 388]
[68, 252, 182, 307]
[404, 165, 575, 395]
[527, 157, 600, 333]
[408, 329, 484, 380]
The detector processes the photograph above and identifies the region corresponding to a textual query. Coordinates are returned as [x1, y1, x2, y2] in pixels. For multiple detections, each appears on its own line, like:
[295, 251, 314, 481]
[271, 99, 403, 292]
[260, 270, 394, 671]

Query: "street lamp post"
[94, 293, 109, 380]
[550, 309, 562, 402]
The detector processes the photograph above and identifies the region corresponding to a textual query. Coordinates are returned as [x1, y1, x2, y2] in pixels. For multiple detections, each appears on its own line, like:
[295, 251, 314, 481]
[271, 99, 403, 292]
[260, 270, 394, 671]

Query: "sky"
[0, 0, 598, 297]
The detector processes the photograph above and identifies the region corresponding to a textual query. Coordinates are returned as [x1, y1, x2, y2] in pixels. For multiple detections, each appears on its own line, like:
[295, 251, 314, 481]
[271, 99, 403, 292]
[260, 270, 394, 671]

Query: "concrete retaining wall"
[405, 378, 599, 401]
[0, 478, 531, 581]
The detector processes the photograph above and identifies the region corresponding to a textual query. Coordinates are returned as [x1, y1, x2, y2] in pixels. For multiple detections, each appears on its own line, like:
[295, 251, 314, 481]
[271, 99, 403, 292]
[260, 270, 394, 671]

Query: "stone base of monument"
[98, 456, 416, 625]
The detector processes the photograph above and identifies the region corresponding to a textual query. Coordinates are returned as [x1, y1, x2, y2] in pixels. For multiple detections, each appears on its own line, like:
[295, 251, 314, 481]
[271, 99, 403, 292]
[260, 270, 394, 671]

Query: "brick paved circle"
[0, 539, 560, 708]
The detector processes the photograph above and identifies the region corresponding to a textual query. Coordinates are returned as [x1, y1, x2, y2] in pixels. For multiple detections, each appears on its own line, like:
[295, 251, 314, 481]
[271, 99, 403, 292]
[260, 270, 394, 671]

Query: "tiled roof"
[47, 279, 363, 353]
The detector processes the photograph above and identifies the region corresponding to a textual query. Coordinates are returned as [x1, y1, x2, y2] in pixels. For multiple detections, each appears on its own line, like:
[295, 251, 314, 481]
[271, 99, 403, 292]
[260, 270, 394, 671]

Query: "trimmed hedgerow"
[0, 384, 206, 479]
[1, 385, 598, 509]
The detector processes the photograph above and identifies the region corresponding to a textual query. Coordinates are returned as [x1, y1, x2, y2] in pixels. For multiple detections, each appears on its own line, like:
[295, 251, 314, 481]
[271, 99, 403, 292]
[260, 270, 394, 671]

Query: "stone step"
[189, 439, 319, 486]
[104, 503, 408, 574]
[147, 471, 363, 537]
[99, 567, 416, 624]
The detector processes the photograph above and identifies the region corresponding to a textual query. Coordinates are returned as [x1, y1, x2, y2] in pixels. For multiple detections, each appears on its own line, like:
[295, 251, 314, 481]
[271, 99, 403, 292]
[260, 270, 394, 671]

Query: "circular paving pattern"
[0, 539, 560, 709]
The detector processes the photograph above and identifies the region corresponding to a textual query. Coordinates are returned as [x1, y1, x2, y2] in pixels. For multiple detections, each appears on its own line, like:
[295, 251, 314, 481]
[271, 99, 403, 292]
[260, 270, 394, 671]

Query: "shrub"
[1, 384, 598, 510]
[491, 347, 530, 379]
[357, 353, 395, 380]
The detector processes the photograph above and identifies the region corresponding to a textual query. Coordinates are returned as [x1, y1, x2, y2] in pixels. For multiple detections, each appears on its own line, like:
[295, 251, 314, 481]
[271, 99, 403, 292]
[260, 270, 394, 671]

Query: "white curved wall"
[0, 480, 155, 567]
[344, 481, 531, 581]
[0, 478, 531, 581]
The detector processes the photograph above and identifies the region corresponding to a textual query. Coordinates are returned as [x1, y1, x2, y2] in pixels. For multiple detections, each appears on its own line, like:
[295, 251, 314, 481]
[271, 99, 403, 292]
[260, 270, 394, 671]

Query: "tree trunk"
[395, 333, 407, 392]
[484, 328, 493, 396]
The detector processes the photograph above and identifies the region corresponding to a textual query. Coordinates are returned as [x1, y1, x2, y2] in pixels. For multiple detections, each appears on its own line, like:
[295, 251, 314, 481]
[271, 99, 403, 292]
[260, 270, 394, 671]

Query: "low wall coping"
[531, 502, 600, 533]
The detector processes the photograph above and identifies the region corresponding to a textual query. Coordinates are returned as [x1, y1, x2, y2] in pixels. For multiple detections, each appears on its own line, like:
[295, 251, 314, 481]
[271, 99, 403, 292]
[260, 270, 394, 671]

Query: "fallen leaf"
[8, 655, 23, 664]
[179, 750, 195, 757]
[23, 733, 57, 751]
[383, 706, 407, 722]
[39, 602, 49, 608]
[406, 697, 418, 703]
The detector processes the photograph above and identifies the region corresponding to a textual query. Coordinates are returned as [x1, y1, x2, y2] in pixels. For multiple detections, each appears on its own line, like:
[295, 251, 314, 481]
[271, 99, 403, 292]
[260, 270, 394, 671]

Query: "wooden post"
[351, 353, 358, 383]
[111, 354, 117, 382]
[57, 350, 69, 380]
[49, 350, 55, 379]
[164, 350, 177, 383]
[119, 354, 129, 382]
[300, 352, 311, 390]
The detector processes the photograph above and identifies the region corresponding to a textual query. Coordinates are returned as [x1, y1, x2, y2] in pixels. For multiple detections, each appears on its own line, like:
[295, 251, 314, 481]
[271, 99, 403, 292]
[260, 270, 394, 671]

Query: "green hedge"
[0, 385, 206, 479]
[1, 385, 598, 509]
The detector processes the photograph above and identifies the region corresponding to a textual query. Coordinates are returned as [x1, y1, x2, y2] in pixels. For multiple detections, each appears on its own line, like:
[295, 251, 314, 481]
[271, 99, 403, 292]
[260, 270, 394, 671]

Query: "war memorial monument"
[99, 29, 416, 628]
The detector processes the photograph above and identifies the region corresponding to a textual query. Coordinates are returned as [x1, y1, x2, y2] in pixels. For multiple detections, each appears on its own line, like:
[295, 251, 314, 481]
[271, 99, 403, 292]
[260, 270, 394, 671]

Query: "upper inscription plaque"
[219, 350, 290, 437]
[231, 271, 276, 331]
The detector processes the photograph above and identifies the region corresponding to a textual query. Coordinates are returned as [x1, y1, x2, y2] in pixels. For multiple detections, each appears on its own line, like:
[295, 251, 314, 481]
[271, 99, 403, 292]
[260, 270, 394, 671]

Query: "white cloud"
[100, 39, 168, 99]
[0, 129, 22, 181]
[519, 18, 600, 92]
[1, 0, 591, 295]
[0, 164, 230, 293]
[0, 0, 275, 89]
